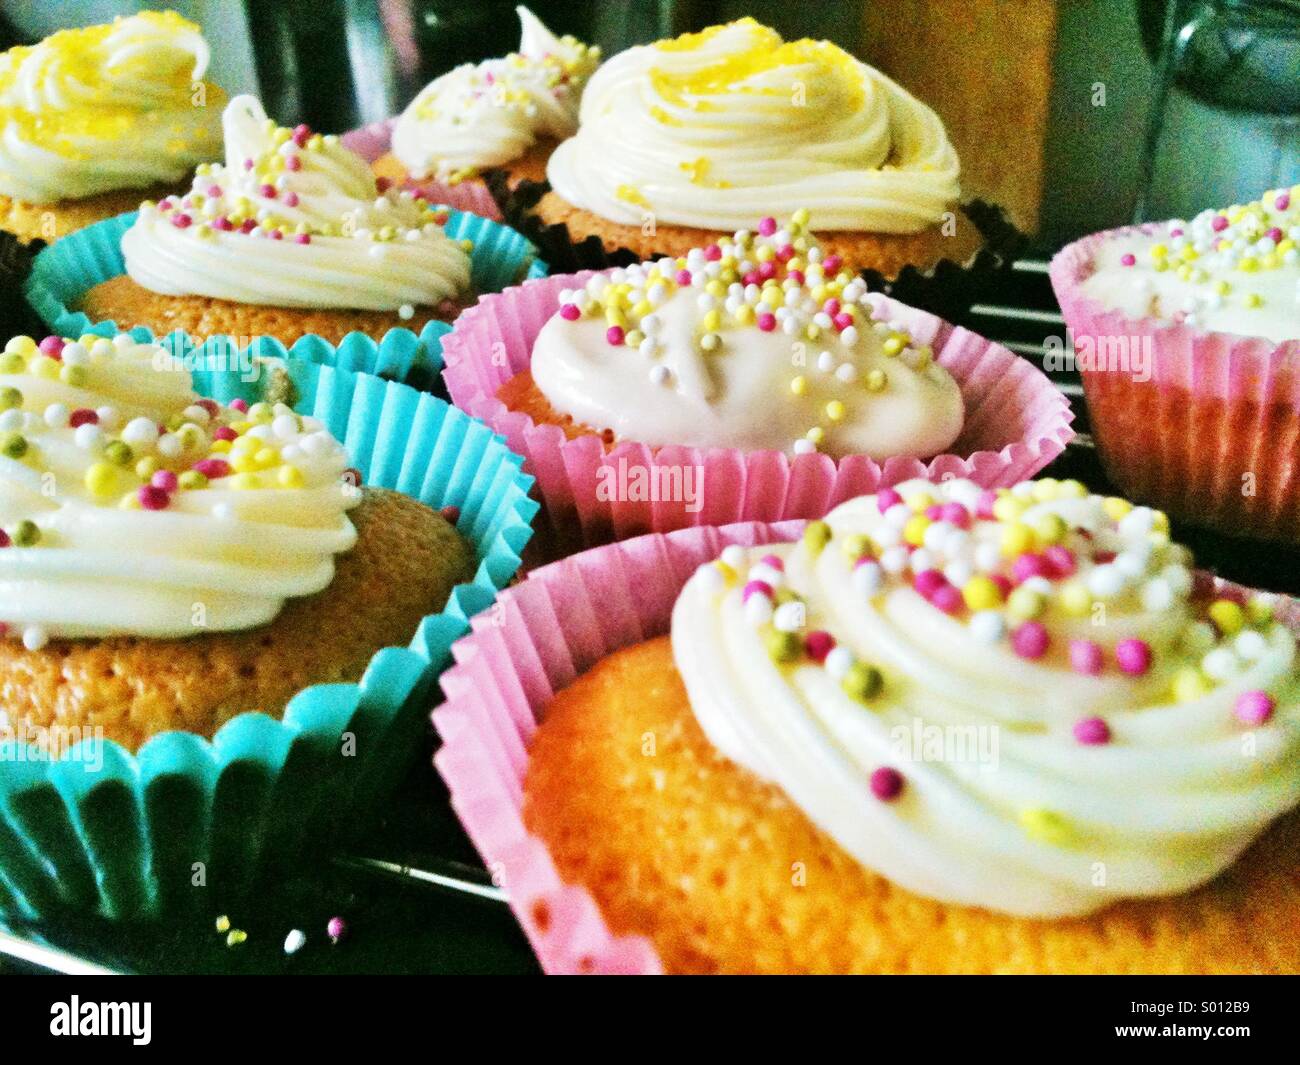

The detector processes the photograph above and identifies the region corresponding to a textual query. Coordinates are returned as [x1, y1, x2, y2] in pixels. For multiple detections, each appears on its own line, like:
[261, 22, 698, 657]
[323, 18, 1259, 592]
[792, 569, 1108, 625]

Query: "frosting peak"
[546, 18, 960, 233]
[0, 331, 359, 644]
[391, 6, 600, 182]
[672, 477, 1300, 916]
[123, 95, 472, 311]
[530, 213, 964, 458]
[0, 11, 225, 203]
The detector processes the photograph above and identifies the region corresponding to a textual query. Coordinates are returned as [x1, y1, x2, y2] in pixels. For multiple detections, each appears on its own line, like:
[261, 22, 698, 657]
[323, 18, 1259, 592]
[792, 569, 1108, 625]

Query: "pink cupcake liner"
[340, 118, 504, 222]
[1051, 228, 1300, 541]
[433, 521, 1298, 975]
[442, 272, 1075, 559]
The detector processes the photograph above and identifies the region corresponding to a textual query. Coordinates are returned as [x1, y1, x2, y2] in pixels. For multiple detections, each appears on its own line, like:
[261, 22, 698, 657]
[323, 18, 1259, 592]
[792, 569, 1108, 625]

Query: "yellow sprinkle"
[1058, 479, 1087, 499]
[962, 576, 1003, 612]
[277, 465, 305, 489]
[1033, 513, 1068, 545]
[1102, 496, 1132, 521]
[84, 463, 119, 498]
[1019, 808, 1072, 845]
[1030, 478, 1059, 502]
[211, 439, 232, 454]
[1207, 599, 1245, 636]
[903, 514, 931, 547]
[231, 472, 262, 490]
[992, 496, 1026, 523]
[1172, 667, 1210, 703]
[790, 375, 808, 396]
[805, 426, 824, 445]
[864, 368, 886, 392]
[3, 336, 35, 356]
[135, 457, 159, 481]
[1007, 586, 1046, 621]
[803, 520, 832, 555]
[1059, 581, 1092, 617]
[906, 492, 934, 512]
[825, 400, 846, 422]
[215, 915, 231, 933]
[1001, 522, 1035, 557]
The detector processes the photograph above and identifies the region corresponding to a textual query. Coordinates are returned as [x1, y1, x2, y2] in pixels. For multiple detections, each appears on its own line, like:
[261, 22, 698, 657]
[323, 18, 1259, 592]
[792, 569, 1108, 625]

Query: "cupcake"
[1051, 188, 1300, 542]
[0, 12, 225, 244]
[75, 95, 474, 347]
[439, 478, 1300, 974]
[381, 6, 599, 194]
[444, 213, 1073, 557]
[516, 17, 980, 278]
[0, 330, 473, 751]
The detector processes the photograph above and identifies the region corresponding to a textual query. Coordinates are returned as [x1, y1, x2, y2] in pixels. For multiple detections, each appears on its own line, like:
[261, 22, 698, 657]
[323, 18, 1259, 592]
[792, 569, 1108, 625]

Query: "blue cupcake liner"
[23, 209, 549, 384]
[0, 342, 538, 922]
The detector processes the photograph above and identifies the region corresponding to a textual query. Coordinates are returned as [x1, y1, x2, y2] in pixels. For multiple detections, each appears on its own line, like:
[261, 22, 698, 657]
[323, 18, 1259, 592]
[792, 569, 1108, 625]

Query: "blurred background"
[3, 1, 1296, 245]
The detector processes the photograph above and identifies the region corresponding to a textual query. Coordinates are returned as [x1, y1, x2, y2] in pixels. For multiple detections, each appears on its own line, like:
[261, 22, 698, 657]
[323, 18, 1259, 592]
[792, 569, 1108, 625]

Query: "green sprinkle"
[0, 387, 23, 410]
[764, 628, 802, 664]
[842, 662, 883, 702]
[840, 533, 872, 560]
[179, 470, 208, 490]
[60, 365, 88, 388]
[803, 520, 832, 556]
[0, 432, 27, 459]
[103, 440, 134, 466]
[11, 519, 39, 546]
[0, 353, 26, 374]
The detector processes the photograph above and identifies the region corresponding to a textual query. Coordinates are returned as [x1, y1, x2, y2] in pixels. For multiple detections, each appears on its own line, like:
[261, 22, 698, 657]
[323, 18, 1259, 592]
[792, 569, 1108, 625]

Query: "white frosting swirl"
[0, 331, 359, 642]
[0, 12, 224, 204]
[546, 18, 960, 233]
[392, 6, 599, 180]
[530, 217, 963, 458]
[1079, 187, 1300, 343]
[672, 477, 1300, 917]
[123, 96, 472, 311]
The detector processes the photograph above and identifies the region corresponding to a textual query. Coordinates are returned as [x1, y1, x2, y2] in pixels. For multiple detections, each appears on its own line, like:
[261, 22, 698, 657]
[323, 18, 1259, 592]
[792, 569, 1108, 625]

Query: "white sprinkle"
[748, 563, 784, 589]
[909, 548, 936, 575]
[60, 343, 88, 367]
[182, 404, 210, 425]
[824, 646, 854, 680]
[973, 541, 1003, 573]
[156, 433, 182, 459]
[1087, 564, 1126, 599]
[43, 403, 70, 429]
[792, 439, 815, 455]
[0, 409, 22, 432]
[95, 406, 121, 430]
[284, 929, 307, 955]
[213, 502, 235, 521]
[1160, 564, 1193, 596]
[1234, 630, 1268, 661]
[969, 611, 1006, 644]
[721, 545, 746, 570]
[1140, 578, 1173, 612]
[112, 334, 135, 351]
[773, 601, 805, 633]
[852, 561, 883, 596]
[744, 593, 774, 626]
[398, 304, 415, 321]
[1201, 647, 1240, 681]
[696, 563, 725, 595]
[22, 626, 48, 651]
[880, 546, 909, 575]
[835, 363, 858, 384]
[74, 423, 105, 452]
[649, 364, 672, 386]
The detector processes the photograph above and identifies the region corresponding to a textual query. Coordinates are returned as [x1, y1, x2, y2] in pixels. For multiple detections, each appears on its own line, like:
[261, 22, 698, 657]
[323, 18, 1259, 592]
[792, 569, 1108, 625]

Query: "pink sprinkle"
[1011, 621, 1049, 659]
[742, 271, 760, 287]
[230, 399, 250, 413]
[975, 490, 998, 519]
[925, 504, 944, 521]
[1234, 690, 1275, 726]
[675, 269, 693, 285]
[213, 217, 234, 231]
[757, 261, 777, 281]
[787, 269, 805, 285]
[742, 580, 773, 603]
[940, 502, 971, 528]
[559, 303, 581, 321]
[172, 213, 192, 229]
[213, 426, 238, 442]
[870, 767, 905, 801]
[259, 184, 277, 199]
[1115, 638, 1152, 676]
[1093, 550, 1117, 564]
[822, 254, 843, 273]
[283, 191, 300, 208]
[913, 570, 946, 597]
[804, 630, 835, 663]
[854, 553, 878, 568]
[193, 458, 231, 479]
[1120, 253, 1136, 267]
[1169, 228, 1183, 238]
[1012, 552, 1049, 584]
[605, 326, 625, 346]
[759, 554, 784, 572]
[243, 158, 255, 171]
[756, 312, 777, 332]
[207, 184, 223, 198]
[1266, 227, 1283, 244]
[833, 312, 853, 331]
[989, 574, 1014, 599]
[757, 216, 777, 237]
[327, 916, 346, 943]
[269, 229, 284, 240]
[1042, 545, 1077, 578]
[138, 485, 170, 510]
[823, 298, 841, 316]
[295, 233, 311, 245]
[1073, 716, 1111, 745]
[239, 219, 257, 234]
[775, 244, 794, 262]
[1275, 193, 1290, 211]
[197, 399, 220, 418]
[1211, 215, 1229, 232]
[151, 470, 179, 492]
[286, 156, 302, 172]
[0, 530, 9, 548]
[38, 335, 65, 356]
[439, 505, 461, 524]
[69, 409, 98, 428]
[877, 488, 903, 513]
[931, 584, 963, 614]
[703, 243, 722, 261]
[1069, 639, 1104, 676]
